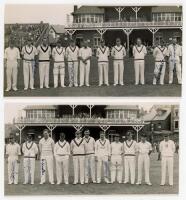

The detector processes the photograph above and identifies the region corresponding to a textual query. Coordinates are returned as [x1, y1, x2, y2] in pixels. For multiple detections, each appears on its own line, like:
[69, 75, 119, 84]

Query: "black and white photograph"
[4, 103, 179, 195]
[4, 4, 182, 97]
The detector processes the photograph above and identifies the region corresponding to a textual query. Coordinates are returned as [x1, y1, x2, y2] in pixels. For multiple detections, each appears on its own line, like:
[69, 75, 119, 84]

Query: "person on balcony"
[52, 40, 66, 88]
[133, 38, 147, 85]
[66, 39, 79, 87]
[39, 129, 55, 185]
[21, 37, 37, 90]
[152, 40, 168, 85]
[168, 37, 182, 84]
[79, 39, 92, 87]
[96, 39, 110, 86]
[37, 37, 51, 89]
[70, 130, 85, 184]
[111, 38, 126, 86]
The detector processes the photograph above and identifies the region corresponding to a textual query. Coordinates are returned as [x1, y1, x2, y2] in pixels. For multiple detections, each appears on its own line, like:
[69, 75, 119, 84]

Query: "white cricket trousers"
[73, 155, 85, 184]
[97, 156, 110, 182]
[6, 61, 18, 90]
[134, 60, 145, 84]
[98, 62, 109, 85]
[53, 62, 65, 87]
[80, 60, 90, 86]
[137, 154, 150, 183]
[153, 62, 166, 85]
[113, 60, 124, 85]
[39, 62, 50, 88]
[161, 156, 174, 185]
[169, 61, 182, 84]
[40, 156, 54, 183]
[85, 154, 96, 183]
[55, 155, 69, 184]
[68, 61, 78, 86]
[124, 156, 136, 184]
[110, 155, 122, 183]
[23, 157, 35, 184]
[8, 157, 19, 184]
[23, 61, 34, 89]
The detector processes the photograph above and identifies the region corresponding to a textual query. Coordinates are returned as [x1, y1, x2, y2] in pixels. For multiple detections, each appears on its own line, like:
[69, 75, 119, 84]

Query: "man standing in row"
[39, 129, 55, 184]
[111, 38, 126, 86]
[133, 38, 147, 85]
[37, 38, 51, 89]
[79, 40, 92, 87]
[22, 133, 38, 185]
[96, 39, 110, 86]
[21, 38, 37, 90]
[66, 39, 79, 87]
[52, 40, 66, 88]
[54, 132, 70, 185]
[4, 39, 20, 91]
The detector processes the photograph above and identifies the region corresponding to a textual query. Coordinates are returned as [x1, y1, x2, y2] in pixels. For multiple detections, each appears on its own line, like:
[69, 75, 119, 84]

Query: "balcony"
[66, 21, 182, 30]
[14, 117, 146, 125]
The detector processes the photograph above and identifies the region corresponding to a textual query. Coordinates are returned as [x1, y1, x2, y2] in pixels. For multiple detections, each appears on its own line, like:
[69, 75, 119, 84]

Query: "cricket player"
[133, 38, 147, 85]
[70, 131, 85, 184]
[52, 40, 66, 88]
[54, 132, 70, 185]
[66, 39, 79, 87]
[39, 129, 55, 184]
[123, 131, 137, 184]
[83, 129, 96, 183]
[4, 39, 20, 91]
[79, 40, 92, 87]
[95, 131, 111, 183]
[111, 38, 126, 86]
[96, 39, 110, 86]
[110, 134, 123, 184]
[21, 38, 37, 90]
[153, 40, 168, 85]
[5, 134, 21, 184]
[136, 134, 152, 185]
[22, 133, 38, 184]
[168, 37, 182, 84]
[159, 134, 176, 186]
[37, 38, 51, 89]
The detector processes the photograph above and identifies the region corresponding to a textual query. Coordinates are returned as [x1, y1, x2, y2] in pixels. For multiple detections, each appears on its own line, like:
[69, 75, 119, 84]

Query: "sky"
[4, 4, 74, 25]
[4, 103, 155, 124]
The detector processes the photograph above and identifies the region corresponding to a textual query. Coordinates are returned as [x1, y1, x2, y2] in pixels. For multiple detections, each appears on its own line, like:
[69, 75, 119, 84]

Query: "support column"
[73, 125, 84, 132]
[148, 28, 159, 46]
[131, 7, 141, 21]
[99, 125, 110, 133]
[15, 125, 25, 144]
[66, 29, 76, 39]
[87, 105, 94, 118]
[132, 125, 144, 142]
[70, 105, 77, 116]
[97, 29, 107, 39]
[46, 124, 56, 139]
[123, 28, 133, 51]
[115, 7, 125, 21]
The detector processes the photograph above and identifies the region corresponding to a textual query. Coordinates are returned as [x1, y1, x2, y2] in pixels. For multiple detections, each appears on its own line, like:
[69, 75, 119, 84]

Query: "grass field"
[4, 55, 181, 97]
[4, 153, 179, 195]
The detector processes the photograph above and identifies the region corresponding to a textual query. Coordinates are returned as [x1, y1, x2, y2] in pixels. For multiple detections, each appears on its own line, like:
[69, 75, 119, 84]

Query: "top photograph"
[4, 5, 182, 97]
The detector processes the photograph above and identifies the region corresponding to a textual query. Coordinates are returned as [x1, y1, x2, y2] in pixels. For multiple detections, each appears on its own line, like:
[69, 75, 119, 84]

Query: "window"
[174, 121, 179, 129]
[153, 13, 182, 22]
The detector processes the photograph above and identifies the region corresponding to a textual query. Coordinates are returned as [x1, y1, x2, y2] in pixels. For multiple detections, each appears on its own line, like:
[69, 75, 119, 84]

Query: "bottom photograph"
[4, 103, 179, 195]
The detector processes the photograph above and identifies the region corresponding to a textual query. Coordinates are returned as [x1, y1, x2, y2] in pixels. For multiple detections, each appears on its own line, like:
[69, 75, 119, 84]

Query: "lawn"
[4, 153, 179, 195]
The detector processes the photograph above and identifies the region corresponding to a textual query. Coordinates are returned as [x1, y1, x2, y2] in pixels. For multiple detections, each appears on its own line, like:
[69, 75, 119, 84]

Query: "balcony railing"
[66, 21, 182, 29]
[14, 117, 145, 125]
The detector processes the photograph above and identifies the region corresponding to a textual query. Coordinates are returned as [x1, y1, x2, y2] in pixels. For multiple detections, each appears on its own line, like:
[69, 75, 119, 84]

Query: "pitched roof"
[72, 6, 105, 15]
[50, 25, 65, 34]
[24, 105, 57, 110]
[152, 6, 182, 13]
[143, 108, 171, 121]
[105, 105, 139, 110]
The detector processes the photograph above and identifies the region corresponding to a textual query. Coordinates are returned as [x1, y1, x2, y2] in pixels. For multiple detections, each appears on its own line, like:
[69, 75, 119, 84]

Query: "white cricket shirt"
[70, 137, 85, 155]
[37, 45, 51, 61]
[137, 141, 152, 154]
[4, 47, 20, 62]
[95, 139, 111, 157]
[111, 142, 123, 155]
[133, 45, 147, 60]
[22, 141, 38, 157]
[123, 140, 137, 156]
[79, 47, 92, 60]
[65, 46, 79, 62]
[160, 140, 175, 157]
[52, 47, 65, 62]
[21, 45, 37, 60]
[6, 143, 21, 159]
[39, 137, 54, 157]
[153, 46, 168, 61]
[111, 45, 126, 60]
[168, 44, 182, 62]
[54, 140, 70, 156]
[96, 46, 110, 62]
[84, 136, 95, 154]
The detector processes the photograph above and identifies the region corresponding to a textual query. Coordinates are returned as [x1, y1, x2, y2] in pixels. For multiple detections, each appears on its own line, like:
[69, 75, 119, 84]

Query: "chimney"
[74, 5, 78, 12]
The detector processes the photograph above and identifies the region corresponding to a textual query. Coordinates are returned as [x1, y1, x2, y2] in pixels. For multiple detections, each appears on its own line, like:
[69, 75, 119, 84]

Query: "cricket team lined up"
[5, 129, 176, 187]
[4, 37, 182, 92]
